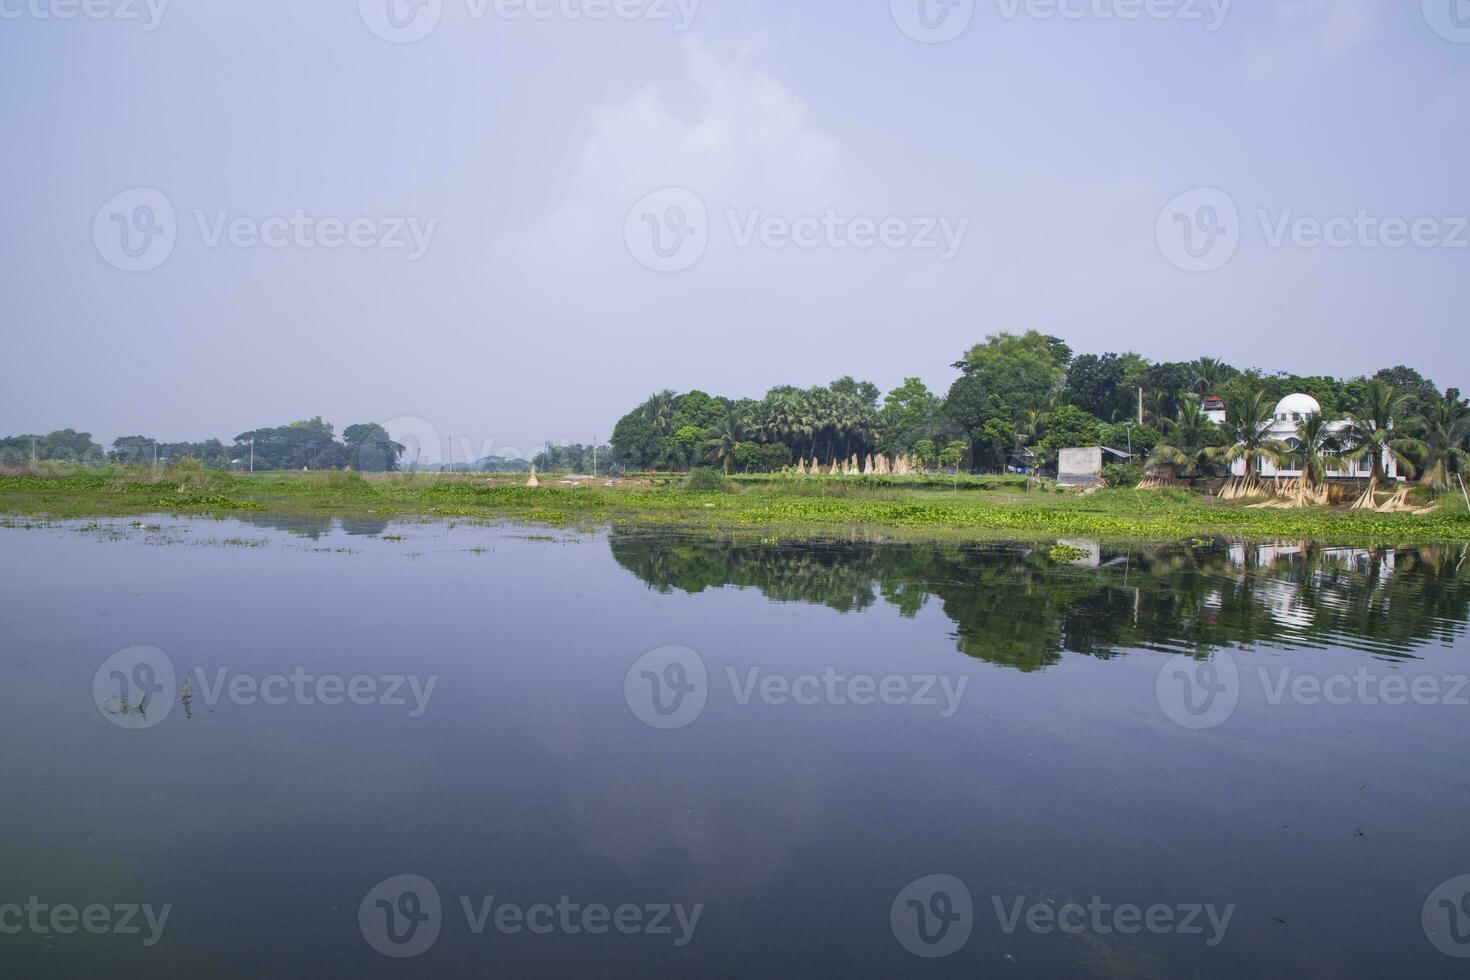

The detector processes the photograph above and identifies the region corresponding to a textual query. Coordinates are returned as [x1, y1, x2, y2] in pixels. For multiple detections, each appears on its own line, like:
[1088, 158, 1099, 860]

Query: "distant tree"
[1040, 405, 1103, 456]
[343, 423, 406, 472]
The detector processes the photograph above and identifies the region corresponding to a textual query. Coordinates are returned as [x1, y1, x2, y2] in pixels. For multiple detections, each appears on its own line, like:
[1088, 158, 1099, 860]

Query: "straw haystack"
[525, 465, 540, 488]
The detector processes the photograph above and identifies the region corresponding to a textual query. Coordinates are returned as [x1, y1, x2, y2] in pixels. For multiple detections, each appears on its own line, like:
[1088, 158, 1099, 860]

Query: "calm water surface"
[3, 517, 1470, 978]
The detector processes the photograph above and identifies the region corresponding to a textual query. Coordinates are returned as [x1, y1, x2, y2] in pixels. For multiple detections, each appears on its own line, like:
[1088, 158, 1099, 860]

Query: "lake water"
[3, 516, 1470, 978]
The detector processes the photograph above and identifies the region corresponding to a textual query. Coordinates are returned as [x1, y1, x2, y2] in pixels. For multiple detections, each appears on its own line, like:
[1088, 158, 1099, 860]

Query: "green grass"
[1, 467, 1468, 543]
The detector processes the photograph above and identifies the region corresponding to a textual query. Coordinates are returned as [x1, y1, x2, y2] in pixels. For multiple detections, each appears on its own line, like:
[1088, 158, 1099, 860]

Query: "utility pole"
[592, 435, 597, 478]
[249, 437, 254, 473]
[1138, 387, 1145, 426]
[152, 442, 157, 468]
[30, 436, 36, 464]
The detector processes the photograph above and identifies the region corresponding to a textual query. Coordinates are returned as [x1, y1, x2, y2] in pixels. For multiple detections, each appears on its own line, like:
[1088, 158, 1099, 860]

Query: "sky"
[2, 0, 1467, 463]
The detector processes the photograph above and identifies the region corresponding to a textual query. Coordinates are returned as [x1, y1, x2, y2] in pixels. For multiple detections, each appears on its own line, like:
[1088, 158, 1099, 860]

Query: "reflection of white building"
[1204, 393, 1399, 481]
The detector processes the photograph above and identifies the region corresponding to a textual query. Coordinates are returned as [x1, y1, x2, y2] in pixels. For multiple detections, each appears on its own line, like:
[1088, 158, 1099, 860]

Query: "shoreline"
[2, 470, 1468, 545]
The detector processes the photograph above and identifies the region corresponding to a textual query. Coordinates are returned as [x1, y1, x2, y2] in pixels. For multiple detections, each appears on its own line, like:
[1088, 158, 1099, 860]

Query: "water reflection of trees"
[608, 531, 1470, 670]
[233, 513, 393, 539]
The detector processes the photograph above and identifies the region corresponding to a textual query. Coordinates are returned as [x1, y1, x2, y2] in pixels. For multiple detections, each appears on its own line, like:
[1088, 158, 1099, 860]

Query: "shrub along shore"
[1, 466, 1468, 544]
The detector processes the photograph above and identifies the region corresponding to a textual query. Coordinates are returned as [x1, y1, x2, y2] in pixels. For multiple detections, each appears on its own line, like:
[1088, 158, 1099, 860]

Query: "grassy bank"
[1, 467, 1468, 543]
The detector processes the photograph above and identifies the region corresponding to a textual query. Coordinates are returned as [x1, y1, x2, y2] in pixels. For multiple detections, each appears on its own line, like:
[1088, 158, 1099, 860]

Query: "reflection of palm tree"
[1213, 390, 1288, 478]
[1410, 389, 1469, 491]
[1341, 380, 1421, 484]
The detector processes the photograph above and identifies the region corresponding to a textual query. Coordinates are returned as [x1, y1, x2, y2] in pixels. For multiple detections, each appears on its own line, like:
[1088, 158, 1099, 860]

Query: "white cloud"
[535, 36, 842, 255]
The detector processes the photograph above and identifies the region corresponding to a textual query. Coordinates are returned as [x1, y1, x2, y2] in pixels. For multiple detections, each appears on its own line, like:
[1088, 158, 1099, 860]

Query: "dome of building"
[1274, 393, 1322, 420]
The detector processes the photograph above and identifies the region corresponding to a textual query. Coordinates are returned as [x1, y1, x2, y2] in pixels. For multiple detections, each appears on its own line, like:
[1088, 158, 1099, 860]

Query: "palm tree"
[1212, 390, 1288, 479]
[1293, 413, 1345, 488]
[1148, 396, 1218, 478]
[1411, 389, 1470, 490]
[1340, 380, 1422, 484]
[644, 391, 676, 437]
[704, 416, 745, 475]
[1193, 357, 1230, 397]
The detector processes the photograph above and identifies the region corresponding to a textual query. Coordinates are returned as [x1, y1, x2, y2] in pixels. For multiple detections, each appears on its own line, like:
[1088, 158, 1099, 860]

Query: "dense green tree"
[342, 423, 406, 472]
[1411, 389, 1470, 491]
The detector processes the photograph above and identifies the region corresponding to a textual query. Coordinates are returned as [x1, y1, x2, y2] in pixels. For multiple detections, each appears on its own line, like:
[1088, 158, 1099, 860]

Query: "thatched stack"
[525, 465, 540, 488]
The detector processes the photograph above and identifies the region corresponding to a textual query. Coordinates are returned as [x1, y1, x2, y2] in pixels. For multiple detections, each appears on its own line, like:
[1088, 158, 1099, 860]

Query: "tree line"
[607, 331, 1468, 488]
[0, 418, 409, 472]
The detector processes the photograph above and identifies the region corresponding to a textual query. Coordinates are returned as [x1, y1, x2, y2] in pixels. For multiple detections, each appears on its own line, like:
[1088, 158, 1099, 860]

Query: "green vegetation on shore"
[3, 466, 1467, 544]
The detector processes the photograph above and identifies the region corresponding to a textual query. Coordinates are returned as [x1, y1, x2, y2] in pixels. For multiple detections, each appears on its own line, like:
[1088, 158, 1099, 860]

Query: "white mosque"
[1203, 393, 1400, 482]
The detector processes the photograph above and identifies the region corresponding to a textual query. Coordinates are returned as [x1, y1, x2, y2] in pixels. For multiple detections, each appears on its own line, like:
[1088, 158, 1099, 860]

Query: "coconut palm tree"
[1340, 380, 1422, 484]
[1192, 357, 1231, 397]
[704, 416, 745, 475]
[1210, 390, 1289, 479]
[1411, 388, 1470, 490]
[1148, 396, 1219, 478]
[644, 391, 676, 437]
[1293, 413, 1346, 488]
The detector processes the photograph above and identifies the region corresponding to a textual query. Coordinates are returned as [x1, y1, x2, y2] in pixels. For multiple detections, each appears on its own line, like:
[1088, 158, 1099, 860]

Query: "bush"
[684, 468, 732, 492]
[1101, 463, 1144, 488]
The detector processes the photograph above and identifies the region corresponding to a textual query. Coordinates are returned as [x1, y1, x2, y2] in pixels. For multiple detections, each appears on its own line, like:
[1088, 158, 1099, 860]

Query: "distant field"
[1, 466, 1467, 543]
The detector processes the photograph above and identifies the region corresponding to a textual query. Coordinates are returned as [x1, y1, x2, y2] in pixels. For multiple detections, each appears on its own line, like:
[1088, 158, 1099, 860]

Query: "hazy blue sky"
[2, 0, 1467, 462]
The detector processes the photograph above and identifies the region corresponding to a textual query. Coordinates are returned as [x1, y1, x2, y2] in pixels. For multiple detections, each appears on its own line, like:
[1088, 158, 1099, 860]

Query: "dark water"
[3, 517, 1470, 978]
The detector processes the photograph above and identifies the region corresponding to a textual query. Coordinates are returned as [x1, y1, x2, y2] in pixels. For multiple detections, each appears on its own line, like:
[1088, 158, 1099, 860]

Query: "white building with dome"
[1203, 393, 1399, 481]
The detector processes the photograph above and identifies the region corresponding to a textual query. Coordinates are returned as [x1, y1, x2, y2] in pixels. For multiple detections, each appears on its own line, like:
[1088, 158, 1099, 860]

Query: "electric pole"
[249, 437, 254, 473]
